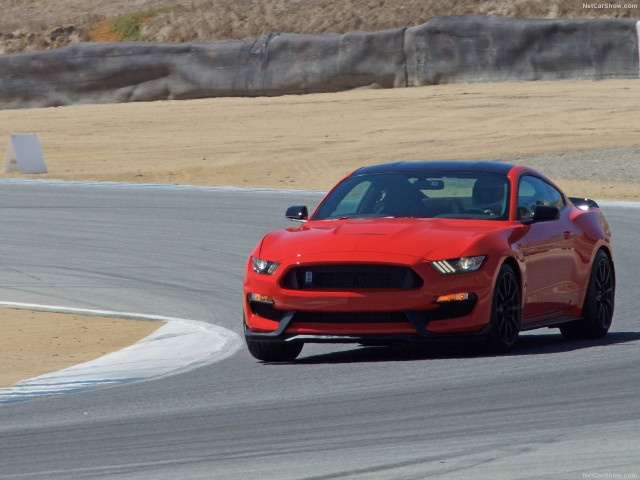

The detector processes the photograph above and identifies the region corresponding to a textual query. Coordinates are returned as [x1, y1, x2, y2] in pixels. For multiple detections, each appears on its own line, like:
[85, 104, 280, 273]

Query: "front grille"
[292, 311, 409, 324]
[282, 265, 423, 290]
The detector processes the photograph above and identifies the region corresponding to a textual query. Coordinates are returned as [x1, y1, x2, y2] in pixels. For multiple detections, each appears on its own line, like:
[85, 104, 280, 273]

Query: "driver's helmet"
[472, 176, 507, 211]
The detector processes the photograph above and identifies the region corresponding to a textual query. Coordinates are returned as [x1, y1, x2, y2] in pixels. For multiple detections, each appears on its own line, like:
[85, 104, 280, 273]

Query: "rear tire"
[245, 339, 303, 362]
[487, 263, 521, 352]
[560, 250, 614, 340]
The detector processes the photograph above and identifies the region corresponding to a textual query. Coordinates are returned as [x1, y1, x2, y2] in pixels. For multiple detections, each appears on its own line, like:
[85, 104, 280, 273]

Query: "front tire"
[246, 339, 303, 362]
[487, 263, 521, 352]
[560, 250, 615, 339]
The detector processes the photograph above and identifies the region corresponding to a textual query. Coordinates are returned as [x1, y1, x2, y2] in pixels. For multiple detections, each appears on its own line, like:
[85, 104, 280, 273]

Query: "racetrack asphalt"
[0, 180, 638, 479]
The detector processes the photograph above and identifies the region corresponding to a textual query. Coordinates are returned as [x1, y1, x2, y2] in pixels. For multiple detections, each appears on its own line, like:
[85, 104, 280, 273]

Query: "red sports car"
[243, 161, 615, 361]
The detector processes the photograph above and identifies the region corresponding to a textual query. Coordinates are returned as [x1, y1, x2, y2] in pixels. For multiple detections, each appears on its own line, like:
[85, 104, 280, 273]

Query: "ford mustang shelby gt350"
[243, 161, 615, 361]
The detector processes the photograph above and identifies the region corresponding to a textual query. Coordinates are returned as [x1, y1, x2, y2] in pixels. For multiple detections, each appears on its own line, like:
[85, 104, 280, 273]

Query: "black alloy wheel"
[488, 263, 522, 352]
[560, 250, 615, 339]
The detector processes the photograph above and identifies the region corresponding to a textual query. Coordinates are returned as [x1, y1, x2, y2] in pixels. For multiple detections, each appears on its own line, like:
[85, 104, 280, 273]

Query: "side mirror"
[285, 205, 308, 221]
[529, 205, 560, 223]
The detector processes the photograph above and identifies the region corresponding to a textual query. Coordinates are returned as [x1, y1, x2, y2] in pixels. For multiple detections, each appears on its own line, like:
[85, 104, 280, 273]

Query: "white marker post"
[3, 133, 48, 174]
[637, 21, 640, 77]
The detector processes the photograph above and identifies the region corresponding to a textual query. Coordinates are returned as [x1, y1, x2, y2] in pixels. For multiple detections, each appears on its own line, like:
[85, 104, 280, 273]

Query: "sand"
[0, 308, 160, 387]
[1, 78, 639, 387]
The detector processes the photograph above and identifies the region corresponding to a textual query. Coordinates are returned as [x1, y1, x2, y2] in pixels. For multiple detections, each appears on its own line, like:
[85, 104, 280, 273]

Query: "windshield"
[312, 172, 510, 220]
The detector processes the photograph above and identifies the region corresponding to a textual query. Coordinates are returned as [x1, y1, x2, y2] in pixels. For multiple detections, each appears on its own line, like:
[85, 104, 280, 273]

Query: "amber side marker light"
[436, 292, 470, 303]
[249, 293, 275, 304]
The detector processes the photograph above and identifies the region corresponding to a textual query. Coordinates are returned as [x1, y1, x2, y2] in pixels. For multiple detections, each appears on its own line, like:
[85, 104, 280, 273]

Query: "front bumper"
[243, 253, 498, 343]
[243, 307, 493, 344]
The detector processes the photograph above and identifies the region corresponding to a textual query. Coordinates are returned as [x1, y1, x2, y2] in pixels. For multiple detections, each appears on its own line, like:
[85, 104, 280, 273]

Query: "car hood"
[259, 217, 506, 261]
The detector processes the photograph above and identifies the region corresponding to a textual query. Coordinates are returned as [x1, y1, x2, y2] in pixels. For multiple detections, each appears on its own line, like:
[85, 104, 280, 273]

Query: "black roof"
[353, 161, 516, 176]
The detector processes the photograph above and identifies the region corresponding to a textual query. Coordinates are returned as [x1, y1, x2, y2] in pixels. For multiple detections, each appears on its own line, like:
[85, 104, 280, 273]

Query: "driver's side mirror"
[285, 205, 308, 221]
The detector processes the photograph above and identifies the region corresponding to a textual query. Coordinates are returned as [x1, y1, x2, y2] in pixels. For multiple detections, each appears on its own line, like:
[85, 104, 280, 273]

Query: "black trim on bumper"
[244, 295, 485, 343]
[244, 324, 491, 344]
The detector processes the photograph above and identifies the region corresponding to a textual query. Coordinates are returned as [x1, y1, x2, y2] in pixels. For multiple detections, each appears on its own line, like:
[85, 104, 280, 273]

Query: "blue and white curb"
[0, 302, 242, 403]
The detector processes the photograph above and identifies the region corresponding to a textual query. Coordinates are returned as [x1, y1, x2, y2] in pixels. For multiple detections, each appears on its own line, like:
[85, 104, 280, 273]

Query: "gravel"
[488, 146, 640, 184]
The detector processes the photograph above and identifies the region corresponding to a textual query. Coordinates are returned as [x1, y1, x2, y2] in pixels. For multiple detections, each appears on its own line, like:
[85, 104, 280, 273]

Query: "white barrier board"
[3, 133, 47, 174]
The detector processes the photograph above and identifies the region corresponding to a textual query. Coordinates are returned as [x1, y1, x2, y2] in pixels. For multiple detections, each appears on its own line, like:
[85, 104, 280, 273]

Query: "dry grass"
[1, 0, 638, 54]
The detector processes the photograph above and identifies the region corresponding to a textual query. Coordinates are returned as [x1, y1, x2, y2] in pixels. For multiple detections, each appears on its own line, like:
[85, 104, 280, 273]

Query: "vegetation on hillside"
[0, 0, 637, 54]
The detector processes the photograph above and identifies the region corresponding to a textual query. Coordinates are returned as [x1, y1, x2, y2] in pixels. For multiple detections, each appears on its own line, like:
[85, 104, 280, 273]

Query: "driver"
[471, 176, 507, 216]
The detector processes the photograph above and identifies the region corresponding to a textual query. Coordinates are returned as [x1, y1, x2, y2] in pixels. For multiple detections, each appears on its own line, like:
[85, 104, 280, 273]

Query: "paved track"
[0, 182, 638, 479]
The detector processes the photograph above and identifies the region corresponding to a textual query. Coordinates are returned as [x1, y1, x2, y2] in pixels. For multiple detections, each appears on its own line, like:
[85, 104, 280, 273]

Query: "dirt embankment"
[0, 0, 637, 54]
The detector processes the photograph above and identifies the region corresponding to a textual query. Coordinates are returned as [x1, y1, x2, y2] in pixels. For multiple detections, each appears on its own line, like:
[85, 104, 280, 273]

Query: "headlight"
[430, 256, 485, 275]
[252, 257, 280, 275]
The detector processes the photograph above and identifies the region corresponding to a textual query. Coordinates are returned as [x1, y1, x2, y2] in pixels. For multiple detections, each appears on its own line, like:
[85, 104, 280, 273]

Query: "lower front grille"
[250, 299, 476, 324]
[291, 311, 409, 324]
[282, 265, 423, 290]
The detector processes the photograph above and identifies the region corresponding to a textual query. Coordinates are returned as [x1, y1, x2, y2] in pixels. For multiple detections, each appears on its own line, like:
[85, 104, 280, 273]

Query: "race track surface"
[0, 182, 638, 479]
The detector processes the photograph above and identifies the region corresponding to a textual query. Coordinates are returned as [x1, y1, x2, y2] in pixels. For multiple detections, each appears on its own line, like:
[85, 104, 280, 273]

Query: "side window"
[518, 176, 565, 220]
